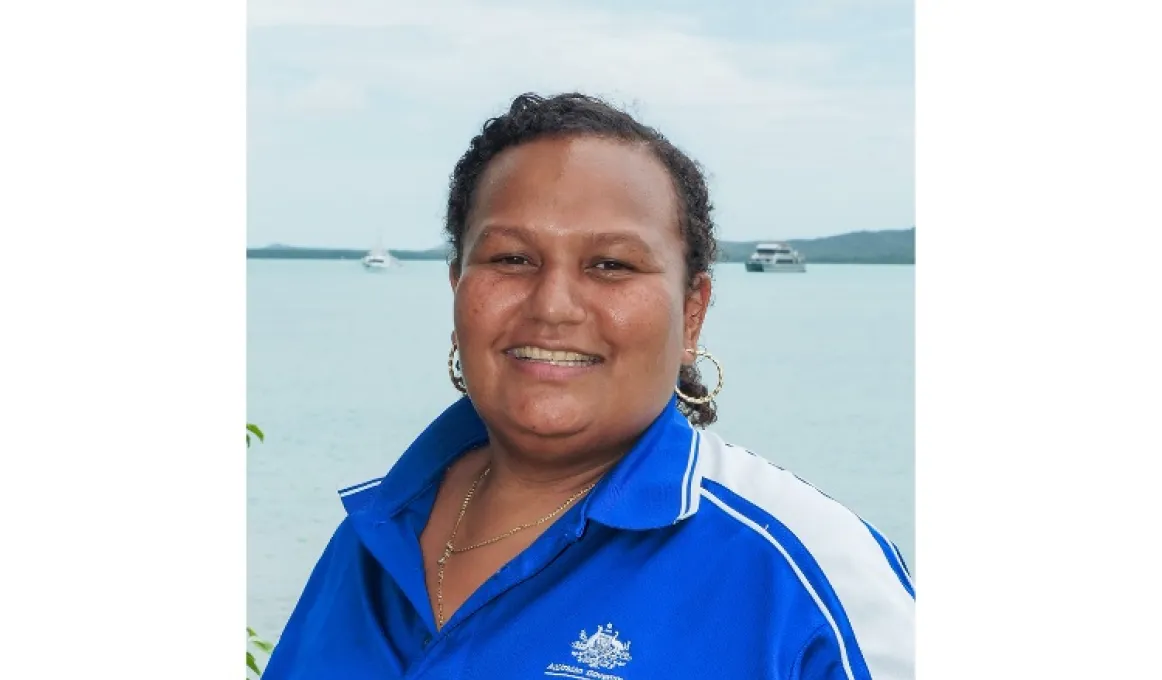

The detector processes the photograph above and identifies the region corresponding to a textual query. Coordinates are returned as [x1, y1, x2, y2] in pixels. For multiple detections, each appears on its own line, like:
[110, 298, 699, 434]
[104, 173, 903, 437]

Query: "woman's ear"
[683, 272, 712, 352]
[449, 261, 461, 292]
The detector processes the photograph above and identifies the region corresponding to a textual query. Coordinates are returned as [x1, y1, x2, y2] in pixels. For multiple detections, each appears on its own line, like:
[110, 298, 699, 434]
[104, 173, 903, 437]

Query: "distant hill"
[387, 246, 451, 260]
[247, 246, 368, 260]
[247, 227, 914, 264]
[718, 228, 915, 264]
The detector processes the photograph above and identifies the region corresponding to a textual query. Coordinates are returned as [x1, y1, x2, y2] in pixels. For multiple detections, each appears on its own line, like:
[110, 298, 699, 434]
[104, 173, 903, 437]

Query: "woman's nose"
[526, 264, 587, 326]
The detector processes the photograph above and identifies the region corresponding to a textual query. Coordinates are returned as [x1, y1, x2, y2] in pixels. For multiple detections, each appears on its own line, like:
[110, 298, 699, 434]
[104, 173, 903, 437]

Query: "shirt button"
[423, 636, 432, 647]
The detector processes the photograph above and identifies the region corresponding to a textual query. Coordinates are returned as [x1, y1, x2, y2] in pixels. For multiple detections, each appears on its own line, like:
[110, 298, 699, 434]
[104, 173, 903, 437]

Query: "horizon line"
[248, 226, 916, 251]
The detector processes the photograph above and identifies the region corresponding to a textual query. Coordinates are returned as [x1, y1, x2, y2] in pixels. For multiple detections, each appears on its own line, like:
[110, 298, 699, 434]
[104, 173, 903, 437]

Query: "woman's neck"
[470, 431, 631, 508]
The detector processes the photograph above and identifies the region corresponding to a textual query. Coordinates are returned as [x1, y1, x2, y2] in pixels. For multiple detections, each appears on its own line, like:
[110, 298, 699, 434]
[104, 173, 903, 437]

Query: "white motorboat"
[744, 242, 807, 273]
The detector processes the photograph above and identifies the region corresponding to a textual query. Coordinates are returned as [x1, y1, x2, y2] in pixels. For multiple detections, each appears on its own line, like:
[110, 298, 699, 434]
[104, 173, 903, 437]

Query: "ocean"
[247, 259, 915, 638]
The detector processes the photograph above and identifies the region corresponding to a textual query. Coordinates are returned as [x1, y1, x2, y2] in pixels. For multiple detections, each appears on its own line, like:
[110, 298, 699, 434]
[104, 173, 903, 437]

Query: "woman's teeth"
[508, 347, 601, 366]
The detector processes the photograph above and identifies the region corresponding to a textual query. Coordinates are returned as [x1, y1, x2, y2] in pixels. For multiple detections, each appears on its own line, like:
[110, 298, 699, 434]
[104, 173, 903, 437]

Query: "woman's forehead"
[467, 136, 681, 241]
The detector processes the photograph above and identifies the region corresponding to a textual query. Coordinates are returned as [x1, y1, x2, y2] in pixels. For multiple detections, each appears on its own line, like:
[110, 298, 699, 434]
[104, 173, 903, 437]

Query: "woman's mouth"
[505, 346, 603, 367]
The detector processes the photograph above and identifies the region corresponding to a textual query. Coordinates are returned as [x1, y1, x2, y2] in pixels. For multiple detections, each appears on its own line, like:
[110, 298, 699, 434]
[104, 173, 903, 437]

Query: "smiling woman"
[262, 93, 914, 680]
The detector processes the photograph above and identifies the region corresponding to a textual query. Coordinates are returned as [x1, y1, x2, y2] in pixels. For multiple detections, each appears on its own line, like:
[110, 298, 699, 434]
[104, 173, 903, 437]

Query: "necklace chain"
[435, 466, 597, 628]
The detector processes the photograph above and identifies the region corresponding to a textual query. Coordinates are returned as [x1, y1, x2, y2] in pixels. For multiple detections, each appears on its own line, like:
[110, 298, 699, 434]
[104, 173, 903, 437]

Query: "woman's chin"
[497, 391, 599, 438]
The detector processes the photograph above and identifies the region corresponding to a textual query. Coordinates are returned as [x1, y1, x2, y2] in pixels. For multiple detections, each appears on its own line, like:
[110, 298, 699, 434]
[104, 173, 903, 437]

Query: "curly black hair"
[445, 92, 719, 427]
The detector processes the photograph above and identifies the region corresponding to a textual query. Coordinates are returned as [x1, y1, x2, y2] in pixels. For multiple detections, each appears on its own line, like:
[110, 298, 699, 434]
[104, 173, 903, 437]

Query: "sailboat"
[361, 236, 400, 271]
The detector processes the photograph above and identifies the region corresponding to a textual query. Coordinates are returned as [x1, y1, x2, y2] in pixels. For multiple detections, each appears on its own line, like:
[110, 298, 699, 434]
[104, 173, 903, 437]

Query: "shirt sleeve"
[787, 537, 915, 680]
[789, 614, 913, 680]
[260, 520, 351, 679]
[790, 624, 844, 680]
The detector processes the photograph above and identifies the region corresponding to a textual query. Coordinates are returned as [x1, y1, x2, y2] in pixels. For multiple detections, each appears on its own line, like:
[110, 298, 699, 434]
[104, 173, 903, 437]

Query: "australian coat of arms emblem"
[571, 623, 632, 670]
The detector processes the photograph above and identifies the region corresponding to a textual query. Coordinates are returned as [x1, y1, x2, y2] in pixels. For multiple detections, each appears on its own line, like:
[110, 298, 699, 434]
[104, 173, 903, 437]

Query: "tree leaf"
[246, 423, 265, 443]
[254, 640, 274, 653]
[247, 626, 257, 638]
[247, 651, 261, 675]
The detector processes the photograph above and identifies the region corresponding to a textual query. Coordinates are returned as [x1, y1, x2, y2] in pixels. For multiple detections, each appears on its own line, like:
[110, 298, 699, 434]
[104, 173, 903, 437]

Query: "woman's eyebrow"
[586, 232, 655, 254]
[472, 224, 659, 258]
[474, 224, 532, 243]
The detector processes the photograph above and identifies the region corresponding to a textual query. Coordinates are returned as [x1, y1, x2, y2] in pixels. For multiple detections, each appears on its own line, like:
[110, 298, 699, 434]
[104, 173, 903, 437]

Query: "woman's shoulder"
[690, 430, 914, 677]
[692, 429, 913, 592]
[694, 429, 863, 522]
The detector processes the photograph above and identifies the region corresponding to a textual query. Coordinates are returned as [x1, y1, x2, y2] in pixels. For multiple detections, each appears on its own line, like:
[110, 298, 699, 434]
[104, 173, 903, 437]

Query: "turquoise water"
[247, 260, 915, 638]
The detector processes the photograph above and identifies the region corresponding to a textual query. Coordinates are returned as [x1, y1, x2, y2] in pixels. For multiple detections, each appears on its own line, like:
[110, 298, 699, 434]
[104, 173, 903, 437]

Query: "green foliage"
[248, 626, 274, 678]
[247, 424, 273, 676]
[247, 423, 264, 448]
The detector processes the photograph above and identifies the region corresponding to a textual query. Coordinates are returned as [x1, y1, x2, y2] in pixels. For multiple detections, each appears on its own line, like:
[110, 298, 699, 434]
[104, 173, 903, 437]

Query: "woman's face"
[451, 135, 710, 451]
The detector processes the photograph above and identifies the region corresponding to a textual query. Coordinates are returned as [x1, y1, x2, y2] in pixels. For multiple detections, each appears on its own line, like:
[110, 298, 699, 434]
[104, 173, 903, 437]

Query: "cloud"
[246, 0, 913, 246]
[283, 77, 368, 114]
[248, 0, 867, 122]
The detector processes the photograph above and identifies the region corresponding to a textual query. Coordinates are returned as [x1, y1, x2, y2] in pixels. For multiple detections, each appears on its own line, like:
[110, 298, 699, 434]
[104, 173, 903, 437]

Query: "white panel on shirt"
[697, 431, 915, 680]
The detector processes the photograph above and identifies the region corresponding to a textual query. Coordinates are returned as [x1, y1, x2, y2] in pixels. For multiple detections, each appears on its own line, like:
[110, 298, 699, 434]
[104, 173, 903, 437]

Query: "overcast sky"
[247, 0, 913, 249]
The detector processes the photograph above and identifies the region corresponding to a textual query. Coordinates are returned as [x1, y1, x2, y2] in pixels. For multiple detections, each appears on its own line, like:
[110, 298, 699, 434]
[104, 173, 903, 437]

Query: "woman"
[263, 93, 914, 680]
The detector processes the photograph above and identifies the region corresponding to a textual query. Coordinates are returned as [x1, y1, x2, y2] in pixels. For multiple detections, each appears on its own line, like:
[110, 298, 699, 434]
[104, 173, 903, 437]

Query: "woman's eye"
[594, 260, 632, 271]
[492, 255, 530, 266]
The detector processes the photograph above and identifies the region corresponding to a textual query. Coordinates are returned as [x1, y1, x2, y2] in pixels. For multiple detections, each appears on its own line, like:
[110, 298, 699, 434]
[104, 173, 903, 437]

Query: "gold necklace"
[434, 466, 597, 628]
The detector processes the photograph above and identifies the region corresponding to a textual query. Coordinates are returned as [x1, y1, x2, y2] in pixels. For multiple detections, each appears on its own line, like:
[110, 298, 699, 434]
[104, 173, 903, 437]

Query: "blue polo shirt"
[263, 397, 914, 680]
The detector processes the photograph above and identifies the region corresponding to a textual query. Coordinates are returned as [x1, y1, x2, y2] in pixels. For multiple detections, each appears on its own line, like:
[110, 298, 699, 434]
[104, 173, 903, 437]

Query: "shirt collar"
[344, 395, 704, 531]
[584, 396, 704, 530]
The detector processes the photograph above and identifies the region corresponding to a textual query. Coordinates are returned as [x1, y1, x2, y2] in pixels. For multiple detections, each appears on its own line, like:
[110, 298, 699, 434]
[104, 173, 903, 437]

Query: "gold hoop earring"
[448, 344, 468, 395]
[675, 347, 723, 405]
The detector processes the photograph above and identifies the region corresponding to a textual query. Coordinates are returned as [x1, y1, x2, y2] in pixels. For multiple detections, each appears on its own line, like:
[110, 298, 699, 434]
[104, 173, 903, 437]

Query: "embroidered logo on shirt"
[572, 624, 632, 669]
[544, 623, 632, 680]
